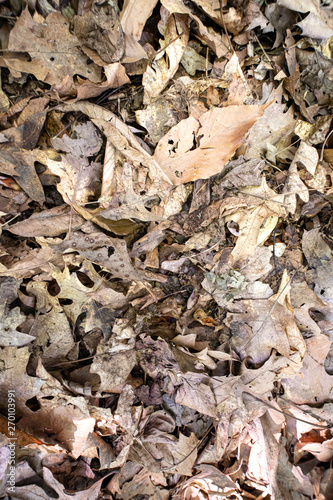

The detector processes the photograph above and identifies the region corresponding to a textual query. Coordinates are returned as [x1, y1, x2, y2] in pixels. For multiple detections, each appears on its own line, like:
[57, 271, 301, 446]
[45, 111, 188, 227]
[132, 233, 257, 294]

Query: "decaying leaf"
[77, 63, 130, 101]
[8, 205, 85, 238]
[142, 11, 189, 102]
[1, 1, 332, 497]
[50, 122, 102, 205]
[154, 104, 268, 184]
[3, 8, 100, 92]
[0, 149, 45, 204]
[302, 228, 333, 306]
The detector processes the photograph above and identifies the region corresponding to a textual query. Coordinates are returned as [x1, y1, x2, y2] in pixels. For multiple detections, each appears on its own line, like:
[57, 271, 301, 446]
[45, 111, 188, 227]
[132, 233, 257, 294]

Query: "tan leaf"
[120, 0, 159, 41]
[76, 63, 130, 100]
[56, 101, 173, 192]
[161, 0, 229, 58]
[0, 149, 45, 204]
[6, 8, 100, 91]
[154, 104, 267, 184]
[50, 122, 103, 205]
[142, 12, 189, 102]
[8, 205, 84, 238]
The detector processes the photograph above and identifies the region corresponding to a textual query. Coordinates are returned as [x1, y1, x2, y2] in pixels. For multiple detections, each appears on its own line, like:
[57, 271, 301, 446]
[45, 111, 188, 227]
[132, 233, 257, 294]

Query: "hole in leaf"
[25, 396, 41, 412]
[76, 272, 94, 288]
[59, 298, 73, 306]
[47, 279, 60, 296]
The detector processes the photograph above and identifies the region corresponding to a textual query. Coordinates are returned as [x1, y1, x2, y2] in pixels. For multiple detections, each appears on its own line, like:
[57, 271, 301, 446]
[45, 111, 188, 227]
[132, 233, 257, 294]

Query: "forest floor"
[0, 0, 333, 499]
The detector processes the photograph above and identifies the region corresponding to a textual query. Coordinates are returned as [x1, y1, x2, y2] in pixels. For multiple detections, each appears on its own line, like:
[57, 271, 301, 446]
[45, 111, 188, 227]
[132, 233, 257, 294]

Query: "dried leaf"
[76, 63, 130, 100]
[143, 12, 189, 102]
[8, 205, 84, 238]
[154, 104, 267, 184]
[51, 122, 103, 205]
[5, 8, 100, 92]
[0, 149, 45, 204]
[302, 228, 333, 305]
[120, 0, 159, 41]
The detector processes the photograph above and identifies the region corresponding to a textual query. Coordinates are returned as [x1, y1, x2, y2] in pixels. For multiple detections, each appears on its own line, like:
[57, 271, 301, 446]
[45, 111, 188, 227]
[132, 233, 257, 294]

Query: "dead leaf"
[8, 205, 85, 238]
[0, 149, 45, 204]
[5, 8, 100, 93]
[143, 11, 189, 102]
[154, 104, 268, 184]
[51, 122, 102, 205]
[76, 63, 130, 100]
[302, 228, 333, 305]
[161, 0, 230, 58]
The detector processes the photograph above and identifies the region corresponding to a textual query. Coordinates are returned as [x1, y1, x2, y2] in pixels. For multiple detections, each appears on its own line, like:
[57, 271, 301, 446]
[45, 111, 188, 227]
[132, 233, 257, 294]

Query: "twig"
[320, 128, 333, 162]
[243, 391, 332, 429]
[219, 1, 233, 53]
[153, 32, 185, 60]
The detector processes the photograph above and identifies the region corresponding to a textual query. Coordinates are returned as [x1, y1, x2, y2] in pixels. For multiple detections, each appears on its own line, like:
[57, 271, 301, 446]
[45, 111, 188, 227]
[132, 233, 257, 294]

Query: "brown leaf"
[142, 12, 189, 102]
[6, 8, 100, 92]
[302, 229, 333, 305]
[50, 122, 102, 205]
[154, 104, 268, 184]
[8, 205, 85, 238]
[0, 149, 45, 204]
[76, 63, 130, 101]
[120, 0, 159, 41]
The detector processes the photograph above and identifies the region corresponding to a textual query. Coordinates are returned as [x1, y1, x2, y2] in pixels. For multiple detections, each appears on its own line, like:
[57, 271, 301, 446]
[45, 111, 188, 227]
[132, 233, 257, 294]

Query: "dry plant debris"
[0, 0, 332, 498]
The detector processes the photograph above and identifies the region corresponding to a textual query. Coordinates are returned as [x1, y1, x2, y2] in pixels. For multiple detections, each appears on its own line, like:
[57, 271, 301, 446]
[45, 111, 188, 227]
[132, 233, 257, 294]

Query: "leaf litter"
[0, 0, 333, 499]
